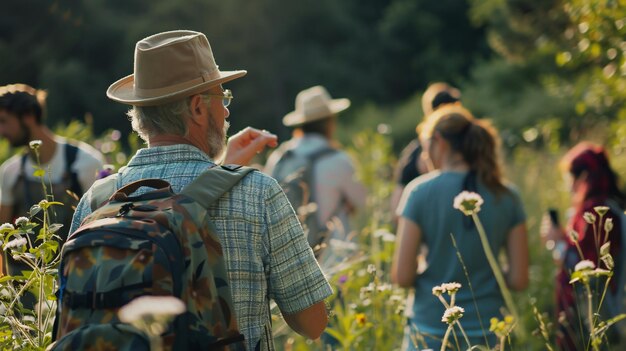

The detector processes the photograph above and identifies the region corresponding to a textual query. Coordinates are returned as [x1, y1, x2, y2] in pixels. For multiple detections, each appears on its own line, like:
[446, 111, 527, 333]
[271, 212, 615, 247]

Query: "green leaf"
[29, 205, 41, 217]
[47, 223, 63, 234]
[0, 275, 16, 283]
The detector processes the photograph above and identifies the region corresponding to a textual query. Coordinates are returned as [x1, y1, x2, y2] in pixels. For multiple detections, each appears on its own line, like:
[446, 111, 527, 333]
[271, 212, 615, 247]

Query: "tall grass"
[0, 122, 625, 350]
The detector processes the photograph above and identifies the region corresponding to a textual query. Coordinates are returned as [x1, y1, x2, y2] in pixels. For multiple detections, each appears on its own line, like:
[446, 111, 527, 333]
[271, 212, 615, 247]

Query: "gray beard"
[207, 117, 229, 159]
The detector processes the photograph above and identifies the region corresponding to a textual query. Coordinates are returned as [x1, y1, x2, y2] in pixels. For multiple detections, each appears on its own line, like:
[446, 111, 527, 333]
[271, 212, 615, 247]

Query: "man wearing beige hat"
[265, 86, 366, 266]
[67, 30, 332, 350]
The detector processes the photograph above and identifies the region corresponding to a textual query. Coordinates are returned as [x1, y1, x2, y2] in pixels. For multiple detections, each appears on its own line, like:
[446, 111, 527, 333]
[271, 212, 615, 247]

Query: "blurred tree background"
[1, 1, 626, 348]
[0, 0, 624, 155]
[1, 0, 486, 148]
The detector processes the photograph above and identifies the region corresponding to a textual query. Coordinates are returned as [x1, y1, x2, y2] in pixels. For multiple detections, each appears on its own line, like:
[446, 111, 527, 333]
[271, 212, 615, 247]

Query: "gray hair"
[126, 97, 193, 142]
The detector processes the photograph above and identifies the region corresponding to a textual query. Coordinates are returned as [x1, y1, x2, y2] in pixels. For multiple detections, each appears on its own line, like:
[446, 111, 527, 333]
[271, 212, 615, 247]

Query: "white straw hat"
[283, 86, 350, 127]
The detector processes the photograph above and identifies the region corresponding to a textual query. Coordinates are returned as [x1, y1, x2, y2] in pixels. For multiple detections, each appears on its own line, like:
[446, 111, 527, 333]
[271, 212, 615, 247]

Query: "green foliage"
[0, 0, 488, 141]
[273, 129, 626, 350]
[272, 130, 405, 350]
[466, 0, 626, 146]
[0, 151, 65, 349]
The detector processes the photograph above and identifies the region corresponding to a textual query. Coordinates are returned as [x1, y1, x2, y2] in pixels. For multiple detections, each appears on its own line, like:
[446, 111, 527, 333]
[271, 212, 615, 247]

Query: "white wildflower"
[600, 242, 611, 257]
[453, 191, 484, 216]
[4, 238, 27, 250]
[118, 296, 185, 323]
[381, 232, 396, 242]
[568, 230, 579, 242]
[374, 229, 396, 242]
[441, 282, 462, 294]
[367, 264, 376, 275]
[14, 217, 29, 227]
[432, 285, 445, 296]
[0, 223, 14, 232]
[28, 140, 42, 150]
[441, 306, 465, 324]
[377, 283, 392, 292]
[575, 260, 595, 272]
[583, 212, 596, 224]
[601, 254, 615, 271]
[605, 217, 614, 234]
[594, 206, 609, 216]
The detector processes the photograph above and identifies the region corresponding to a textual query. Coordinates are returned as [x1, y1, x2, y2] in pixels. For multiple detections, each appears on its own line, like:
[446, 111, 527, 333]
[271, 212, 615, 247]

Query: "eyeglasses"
[204, 89, 233, 107]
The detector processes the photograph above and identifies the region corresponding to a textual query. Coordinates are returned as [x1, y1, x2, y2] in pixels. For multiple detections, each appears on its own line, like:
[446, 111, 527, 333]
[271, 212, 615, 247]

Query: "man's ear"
[189, 94, 207, 124]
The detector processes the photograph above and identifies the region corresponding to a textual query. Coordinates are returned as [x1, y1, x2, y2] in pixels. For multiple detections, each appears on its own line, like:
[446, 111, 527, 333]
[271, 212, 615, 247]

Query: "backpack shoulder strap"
[64, 143, 83, 197]
[64, 143, 79, 174]
[307, 147, 337, 162]
[181, 164, 255, 209]
[270, 144, 296, 179]
[89, 172, 121, 211]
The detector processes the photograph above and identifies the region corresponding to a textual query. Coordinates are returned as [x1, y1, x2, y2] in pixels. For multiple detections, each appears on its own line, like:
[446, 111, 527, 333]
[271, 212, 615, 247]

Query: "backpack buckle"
[116, 203, 135, 217]
[221, 164, 242, 171]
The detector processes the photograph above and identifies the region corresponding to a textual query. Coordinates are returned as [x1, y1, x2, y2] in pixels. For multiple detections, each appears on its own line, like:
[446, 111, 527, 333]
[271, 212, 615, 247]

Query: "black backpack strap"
[19, 153, 34, 208]
[181, 164, 255, 209]
[303, 147, 338, 204]
[269, 141, 296, 180]
[64, 143, 83, 197]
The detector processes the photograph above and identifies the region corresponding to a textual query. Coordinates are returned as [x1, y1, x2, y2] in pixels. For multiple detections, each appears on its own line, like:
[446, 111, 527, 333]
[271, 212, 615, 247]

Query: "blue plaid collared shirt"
[70, 144, 333, 351]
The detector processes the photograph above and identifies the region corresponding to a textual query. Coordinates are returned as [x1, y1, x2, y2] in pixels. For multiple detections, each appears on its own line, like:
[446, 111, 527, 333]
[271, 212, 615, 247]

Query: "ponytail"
[461, 120, 506, 194]
[419, 105, 507, 194]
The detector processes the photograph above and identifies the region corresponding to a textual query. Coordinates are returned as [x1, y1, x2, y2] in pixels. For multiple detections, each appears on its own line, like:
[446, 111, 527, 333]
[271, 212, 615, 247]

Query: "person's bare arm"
[223, 127, 278, 165]
[390, 185, 404, 222]
[391, 217, 422, 287]
[506, 223, 529, 291]
[282, 301, 328, 339]
[0, 204, 12, 225]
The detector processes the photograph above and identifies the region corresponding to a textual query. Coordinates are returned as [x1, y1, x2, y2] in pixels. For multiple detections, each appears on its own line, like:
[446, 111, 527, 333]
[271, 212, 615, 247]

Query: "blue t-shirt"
[398, 171, 526, 337]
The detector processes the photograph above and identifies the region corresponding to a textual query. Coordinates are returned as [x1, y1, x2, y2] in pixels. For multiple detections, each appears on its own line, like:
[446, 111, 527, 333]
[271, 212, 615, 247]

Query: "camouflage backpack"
[52, 165, 253, 351]
[271, 147, 337, 256]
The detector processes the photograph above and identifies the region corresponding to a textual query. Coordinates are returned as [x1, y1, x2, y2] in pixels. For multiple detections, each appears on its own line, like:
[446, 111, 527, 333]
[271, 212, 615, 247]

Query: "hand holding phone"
[548, 208, 559, 227]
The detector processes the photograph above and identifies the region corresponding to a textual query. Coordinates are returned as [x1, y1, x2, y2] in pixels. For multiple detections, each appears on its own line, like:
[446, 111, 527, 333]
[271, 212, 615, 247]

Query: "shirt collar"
[127, 144, 214, 167]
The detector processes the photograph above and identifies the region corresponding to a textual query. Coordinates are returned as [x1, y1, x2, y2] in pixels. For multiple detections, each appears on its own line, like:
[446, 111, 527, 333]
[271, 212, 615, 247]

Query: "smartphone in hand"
[548, 208, 559, 226]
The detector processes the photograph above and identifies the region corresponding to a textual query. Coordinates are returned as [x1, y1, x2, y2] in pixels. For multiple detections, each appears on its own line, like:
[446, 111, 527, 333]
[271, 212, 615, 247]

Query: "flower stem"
[440, 325, 453, 351]
[455, 321, 472, 350]
[471, 213, 523, 338]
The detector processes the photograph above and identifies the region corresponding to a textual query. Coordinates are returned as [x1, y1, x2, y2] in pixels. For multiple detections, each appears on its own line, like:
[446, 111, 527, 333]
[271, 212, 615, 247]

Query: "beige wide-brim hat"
[283, 85, 350, 127]
[107, 30, 247, 106]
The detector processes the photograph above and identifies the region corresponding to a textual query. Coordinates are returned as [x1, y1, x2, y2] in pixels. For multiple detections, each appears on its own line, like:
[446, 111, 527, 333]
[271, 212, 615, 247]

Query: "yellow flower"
[489, 315, 515, 337]
[355, 313, 367, 327]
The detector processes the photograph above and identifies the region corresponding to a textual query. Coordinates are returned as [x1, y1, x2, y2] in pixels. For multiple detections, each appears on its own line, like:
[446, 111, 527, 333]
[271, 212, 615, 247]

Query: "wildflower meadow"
[0, 120, 625, 350]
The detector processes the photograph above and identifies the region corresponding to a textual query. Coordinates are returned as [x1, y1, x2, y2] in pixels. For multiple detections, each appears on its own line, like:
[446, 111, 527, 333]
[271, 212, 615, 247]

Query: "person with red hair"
[542, 141, 626, 350]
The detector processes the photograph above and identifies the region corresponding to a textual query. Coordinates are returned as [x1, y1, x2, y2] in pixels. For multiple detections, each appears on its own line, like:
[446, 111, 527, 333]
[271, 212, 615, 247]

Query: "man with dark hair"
[0, 84, 104, 275]
[390, 82, 461, 217]
[68, 30, 331, 350]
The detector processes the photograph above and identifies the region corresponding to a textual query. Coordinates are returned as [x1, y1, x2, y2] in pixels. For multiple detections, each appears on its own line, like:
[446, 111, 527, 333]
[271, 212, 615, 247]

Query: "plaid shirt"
[70, 144, 333, 351]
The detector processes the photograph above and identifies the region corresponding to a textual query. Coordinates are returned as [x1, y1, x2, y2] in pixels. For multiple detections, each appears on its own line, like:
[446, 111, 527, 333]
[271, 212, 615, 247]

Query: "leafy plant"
[0, 141, 63, 350]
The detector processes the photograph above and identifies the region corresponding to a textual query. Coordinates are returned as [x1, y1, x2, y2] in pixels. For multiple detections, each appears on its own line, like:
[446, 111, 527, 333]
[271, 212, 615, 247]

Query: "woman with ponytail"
[391, 105, 529, 350]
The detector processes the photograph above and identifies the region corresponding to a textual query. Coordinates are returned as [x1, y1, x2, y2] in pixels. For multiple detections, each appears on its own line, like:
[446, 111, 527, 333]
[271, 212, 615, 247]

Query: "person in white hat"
[265, 85, 366, 266]
[68, 30, 332, 350]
